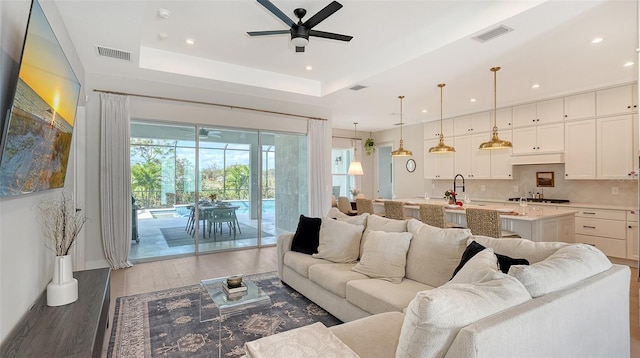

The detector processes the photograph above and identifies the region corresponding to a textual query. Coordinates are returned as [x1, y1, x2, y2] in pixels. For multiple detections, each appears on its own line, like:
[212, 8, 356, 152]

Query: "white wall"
[0, 0, 85, 344]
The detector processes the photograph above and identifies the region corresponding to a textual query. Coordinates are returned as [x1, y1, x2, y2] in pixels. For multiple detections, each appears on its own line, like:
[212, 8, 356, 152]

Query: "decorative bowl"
[226, 274, 243, 288]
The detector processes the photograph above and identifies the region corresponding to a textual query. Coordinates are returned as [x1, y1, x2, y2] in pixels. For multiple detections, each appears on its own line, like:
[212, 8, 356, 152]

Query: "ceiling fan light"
[291, 36, 309, 47]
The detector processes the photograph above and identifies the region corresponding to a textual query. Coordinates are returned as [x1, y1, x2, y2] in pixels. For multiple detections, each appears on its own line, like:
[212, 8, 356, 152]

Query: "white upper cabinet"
[596, 85, 637, 117]
[564, 119, 596, 179]
[495, 107, 513, 130]
[424, 139, 454, 179]
[490, 131, 513, 179]
[564, 92, 596, 120]
[453, 134, 491, 179]
[453, 112, 491, 136]
[513, 98, 564, 128]
[512, 123, 564, 155]
[597, 115, 634, 179]
[424, 119, 454, 139]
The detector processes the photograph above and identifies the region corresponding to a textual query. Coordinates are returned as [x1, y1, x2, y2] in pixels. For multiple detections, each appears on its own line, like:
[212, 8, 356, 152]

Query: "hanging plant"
[364, 136, 376, 156]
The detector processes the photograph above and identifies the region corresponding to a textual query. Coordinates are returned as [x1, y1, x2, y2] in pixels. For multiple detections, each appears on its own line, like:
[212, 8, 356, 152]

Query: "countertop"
[396, 197, 638, 212]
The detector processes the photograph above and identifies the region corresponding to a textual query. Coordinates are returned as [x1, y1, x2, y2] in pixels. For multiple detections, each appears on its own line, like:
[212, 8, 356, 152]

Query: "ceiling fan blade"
[303, 1, 343, 29]
[257, 0, 295, 27]
[309, 29, 352, 42]
[296, 46, 305, 53]
[247, 30, 290, 36]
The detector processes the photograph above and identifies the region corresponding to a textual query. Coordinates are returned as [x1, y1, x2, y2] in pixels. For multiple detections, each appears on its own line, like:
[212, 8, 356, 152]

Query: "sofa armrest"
[277, 233, 294, 280]
[329, 311, 404, 358]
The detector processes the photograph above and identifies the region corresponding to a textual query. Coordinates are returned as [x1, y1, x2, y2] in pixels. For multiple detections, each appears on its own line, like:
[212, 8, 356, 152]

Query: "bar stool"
[356, 198, 374, 215]
[383, 200, 406, 220]
[465, 208, 520, 238]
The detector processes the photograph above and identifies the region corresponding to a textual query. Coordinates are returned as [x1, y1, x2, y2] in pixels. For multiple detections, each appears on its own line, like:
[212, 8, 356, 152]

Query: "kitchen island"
[373, 199, 577, 242]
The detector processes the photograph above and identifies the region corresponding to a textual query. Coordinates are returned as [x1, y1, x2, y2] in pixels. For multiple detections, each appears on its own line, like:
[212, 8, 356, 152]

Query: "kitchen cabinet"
[424, 118, 454, 139]
[574, 208, 627, 258]
[596, 84, 637, 117]
[564, 119, 596, 179]
[513, 98, 564, 128]
[424, 139, 454, 179]
[596, 115, 633, 179]
[453, 112, 490, 136]
[626, 210, 638, 261]
[564, 92, 596, 120]
[512, 123, 564, 155]
[490, 130, 513, 179]
[495, 107, 513, 130]
[453, 134, 491, 179]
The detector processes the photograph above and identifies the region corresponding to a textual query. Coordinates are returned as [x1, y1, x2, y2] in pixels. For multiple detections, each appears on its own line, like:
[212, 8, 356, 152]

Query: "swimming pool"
[149, 199, 275, 219]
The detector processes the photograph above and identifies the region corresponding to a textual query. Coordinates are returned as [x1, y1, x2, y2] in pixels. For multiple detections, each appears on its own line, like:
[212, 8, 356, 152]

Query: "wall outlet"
[612, 187, 619, 195]
[431, 183, 436, 190]
[481, 185, 486, 192]
[513, 185, 519, 193]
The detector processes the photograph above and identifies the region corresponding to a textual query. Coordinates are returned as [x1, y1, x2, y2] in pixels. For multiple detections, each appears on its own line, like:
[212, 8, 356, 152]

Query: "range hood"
[510, 153, 564, 165]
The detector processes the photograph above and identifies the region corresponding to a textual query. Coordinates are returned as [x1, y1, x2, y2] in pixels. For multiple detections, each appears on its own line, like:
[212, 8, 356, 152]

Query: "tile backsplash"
[427, 164, 638, 208]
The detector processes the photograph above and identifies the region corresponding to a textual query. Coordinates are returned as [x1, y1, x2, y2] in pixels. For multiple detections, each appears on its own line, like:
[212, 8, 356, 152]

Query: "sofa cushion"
[396, 271, 531, 358]
[361, 214, 407, 257]
[337, 213, 369, 227]
[291, 215, 322, 255]
[405, 219, 472, 287]
[283, 251, 332, 278]
[346, 278, 433, 315]
[508, 243, 613, 297]
[312, 218, 364, 263]
[352, 230, 413, 283]
[308, 263, 369, 298]
[470, 235, 567, 264]
[449, 247, 498, 284]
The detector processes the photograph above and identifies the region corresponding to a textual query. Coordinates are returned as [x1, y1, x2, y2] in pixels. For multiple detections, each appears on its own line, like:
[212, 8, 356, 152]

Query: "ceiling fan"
[248, 0, 353, 52]
[198, 128, 221, 139]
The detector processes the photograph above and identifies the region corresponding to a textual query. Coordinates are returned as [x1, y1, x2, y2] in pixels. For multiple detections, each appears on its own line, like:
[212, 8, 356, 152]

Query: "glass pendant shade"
[429, 83, 455, 153]
[348, 122, 364, 175]
[391, 96, 413, 157]
[480, 66, 512, 150]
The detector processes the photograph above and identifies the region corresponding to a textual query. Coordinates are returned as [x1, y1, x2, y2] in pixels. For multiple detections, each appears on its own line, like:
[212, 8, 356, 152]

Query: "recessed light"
[305, 65, 313, 71]
[421, 109, 427, 113]
[185, 38, 195, 45]
[158, 33, 168, 40]
[158, 9, 171, 19]
[532, 84, 540, 89]
[470, 98, 476, 103]
[624, 61, 634, 67]
[591, 37, 603, 44]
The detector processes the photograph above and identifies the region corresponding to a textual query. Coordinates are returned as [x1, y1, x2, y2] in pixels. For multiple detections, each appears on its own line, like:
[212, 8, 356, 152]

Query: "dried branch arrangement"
[38, 192, 87, 256]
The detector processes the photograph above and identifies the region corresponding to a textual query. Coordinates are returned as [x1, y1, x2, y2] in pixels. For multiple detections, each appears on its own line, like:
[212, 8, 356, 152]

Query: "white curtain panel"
[99, 93, 133, 269]
[308, 119, 328, 217]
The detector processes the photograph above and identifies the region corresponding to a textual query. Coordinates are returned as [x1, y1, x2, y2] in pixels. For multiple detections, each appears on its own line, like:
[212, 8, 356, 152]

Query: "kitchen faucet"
[453, 174, 465, 193]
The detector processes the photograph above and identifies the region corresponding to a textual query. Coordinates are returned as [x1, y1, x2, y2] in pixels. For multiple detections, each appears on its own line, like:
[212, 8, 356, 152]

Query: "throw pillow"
[337, 213, 369, 227]
[352, 230, 413, 283]
[360, 214, 408, 257]
[452, 241, 530, 278]
[508, 243, 612, 297]
[290, 215, 322, 255]
[312, 217, 364, 263]
[405, 219, 472, 287]
[470, 236, 567, 264]
[449, 247, 498, 284]
[396, 271, 531, 358]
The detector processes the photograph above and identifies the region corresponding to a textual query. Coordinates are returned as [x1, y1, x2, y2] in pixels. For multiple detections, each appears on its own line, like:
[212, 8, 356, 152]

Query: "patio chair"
[209, 207, 237, 240]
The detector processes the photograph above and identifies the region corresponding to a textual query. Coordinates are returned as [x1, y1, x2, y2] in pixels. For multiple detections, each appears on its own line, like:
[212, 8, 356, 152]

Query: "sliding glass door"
[129, 120, 308, 262]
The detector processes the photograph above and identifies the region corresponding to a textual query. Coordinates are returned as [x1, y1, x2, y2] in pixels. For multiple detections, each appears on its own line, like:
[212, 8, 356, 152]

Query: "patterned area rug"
[107, 272, 342, 357]
[160, 224, 270, 246]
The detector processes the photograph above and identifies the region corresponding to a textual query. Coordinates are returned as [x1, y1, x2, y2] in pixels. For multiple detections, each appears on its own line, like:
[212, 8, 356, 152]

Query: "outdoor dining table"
[187, 203, 241, 239]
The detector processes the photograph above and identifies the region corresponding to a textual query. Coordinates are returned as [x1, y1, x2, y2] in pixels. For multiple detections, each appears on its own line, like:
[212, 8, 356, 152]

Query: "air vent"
[349, 85, 368, 91]
[472, 25, 513, 43]
[95, 45, 131, 61]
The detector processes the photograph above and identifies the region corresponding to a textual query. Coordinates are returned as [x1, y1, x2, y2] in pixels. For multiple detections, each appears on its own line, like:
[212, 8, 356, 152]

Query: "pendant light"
[428, 83, 456, 153]
[347, 122, 364, 175]
[391, 95, 413, 157]
[479, 66, 513, 149]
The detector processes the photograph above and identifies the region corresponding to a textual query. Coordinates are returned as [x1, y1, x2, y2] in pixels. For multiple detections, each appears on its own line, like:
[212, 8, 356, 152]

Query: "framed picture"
[536, 172, 555, 187]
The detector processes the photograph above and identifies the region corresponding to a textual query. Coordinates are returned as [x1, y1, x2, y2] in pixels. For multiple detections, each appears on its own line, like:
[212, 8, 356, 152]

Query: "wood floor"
[102, 247, 639, 357]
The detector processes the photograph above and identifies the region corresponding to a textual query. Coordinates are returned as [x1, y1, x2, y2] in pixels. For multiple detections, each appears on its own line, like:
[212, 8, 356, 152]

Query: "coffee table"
[200, 275, 271, 355]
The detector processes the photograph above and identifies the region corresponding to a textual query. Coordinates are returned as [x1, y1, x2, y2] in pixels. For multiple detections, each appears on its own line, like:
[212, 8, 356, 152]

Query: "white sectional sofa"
[253, 212, 630, 358]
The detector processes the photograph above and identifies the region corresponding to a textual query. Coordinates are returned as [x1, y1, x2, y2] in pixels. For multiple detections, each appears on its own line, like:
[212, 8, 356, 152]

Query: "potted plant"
[364, 136, 376, 156]
[444, 190, 457, 205]
[38, 192, 87, 306]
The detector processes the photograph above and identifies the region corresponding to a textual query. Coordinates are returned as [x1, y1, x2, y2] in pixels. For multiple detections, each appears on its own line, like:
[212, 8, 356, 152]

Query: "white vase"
[47, 255, 78, 306]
